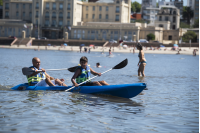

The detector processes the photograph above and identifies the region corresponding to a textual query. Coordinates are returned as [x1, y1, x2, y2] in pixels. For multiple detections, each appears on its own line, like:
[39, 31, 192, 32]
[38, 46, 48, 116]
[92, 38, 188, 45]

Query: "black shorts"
[79, 81, 100, 86]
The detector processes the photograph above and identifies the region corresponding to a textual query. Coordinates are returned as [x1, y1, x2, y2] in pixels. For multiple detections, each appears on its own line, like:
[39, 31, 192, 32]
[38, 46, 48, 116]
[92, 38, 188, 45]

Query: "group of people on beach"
[26, 43, 146, 87]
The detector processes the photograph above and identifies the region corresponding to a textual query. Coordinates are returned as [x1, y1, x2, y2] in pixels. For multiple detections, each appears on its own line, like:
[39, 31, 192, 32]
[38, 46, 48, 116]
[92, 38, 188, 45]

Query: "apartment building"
[141, 0, 157, 23]
[193, 0, 199, 20]
[2, 0, 131, 39]
[171, 0, 183, 16]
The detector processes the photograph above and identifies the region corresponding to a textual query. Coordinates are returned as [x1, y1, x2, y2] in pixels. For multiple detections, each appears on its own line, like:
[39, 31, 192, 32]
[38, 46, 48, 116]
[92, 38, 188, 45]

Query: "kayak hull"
[11, 83, 146, 98]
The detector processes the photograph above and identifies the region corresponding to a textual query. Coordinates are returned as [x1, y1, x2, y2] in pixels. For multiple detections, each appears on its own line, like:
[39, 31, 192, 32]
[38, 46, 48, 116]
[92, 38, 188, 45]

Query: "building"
[2, 0, 131, 39]
[193, 0, 199, 21]
[171, 0, 183, 16]
[187, 0, 195, 9]
[155, 6, 180, 30]
[131, 13, 142, 21]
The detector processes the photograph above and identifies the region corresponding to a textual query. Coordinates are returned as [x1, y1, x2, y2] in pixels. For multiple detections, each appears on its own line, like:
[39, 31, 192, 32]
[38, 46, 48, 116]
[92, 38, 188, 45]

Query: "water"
[0, 48, 199, 133]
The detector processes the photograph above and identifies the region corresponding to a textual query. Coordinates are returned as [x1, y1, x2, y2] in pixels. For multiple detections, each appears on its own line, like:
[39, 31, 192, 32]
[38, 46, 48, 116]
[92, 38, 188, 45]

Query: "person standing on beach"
[193, 49, 196, 56]
[137, 43, 147, 77]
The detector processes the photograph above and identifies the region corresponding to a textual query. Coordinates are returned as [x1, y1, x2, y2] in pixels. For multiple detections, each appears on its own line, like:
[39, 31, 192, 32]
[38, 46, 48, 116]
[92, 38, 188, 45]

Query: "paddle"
[65, 58, 128, 92]
[22, 66, 78, 75]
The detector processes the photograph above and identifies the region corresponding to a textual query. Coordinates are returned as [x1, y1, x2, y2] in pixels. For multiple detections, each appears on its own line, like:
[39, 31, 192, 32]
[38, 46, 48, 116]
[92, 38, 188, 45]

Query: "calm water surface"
[0, 48, 199, 133]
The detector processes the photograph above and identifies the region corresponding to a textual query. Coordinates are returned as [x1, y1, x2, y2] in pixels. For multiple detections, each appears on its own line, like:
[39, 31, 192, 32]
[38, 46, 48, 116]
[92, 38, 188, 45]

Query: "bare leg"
[55, 79, 68, 86]
[140, 63, 146, 77]
[99, 80, 109, 85]
[138, 67, 141, 76]
[45, 78, 55, 86]
[93, 81, 102, 86]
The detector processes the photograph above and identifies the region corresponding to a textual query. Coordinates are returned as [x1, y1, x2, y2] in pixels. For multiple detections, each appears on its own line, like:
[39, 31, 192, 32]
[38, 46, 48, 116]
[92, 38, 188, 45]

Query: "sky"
[131, 0, 187, 6]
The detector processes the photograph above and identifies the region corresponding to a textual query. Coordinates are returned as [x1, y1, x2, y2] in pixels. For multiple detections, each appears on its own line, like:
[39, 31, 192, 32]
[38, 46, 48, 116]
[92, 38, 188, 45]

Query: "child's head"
[80, 56, 88, 68]
[96, 62, 100, 67]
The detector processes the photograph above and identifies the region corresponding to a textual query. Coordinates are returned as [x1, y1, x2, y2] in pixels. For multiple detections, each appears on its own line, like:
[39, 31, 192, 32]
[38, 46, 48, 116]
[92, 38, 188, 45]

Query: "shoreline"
[0, 45, 199, 55]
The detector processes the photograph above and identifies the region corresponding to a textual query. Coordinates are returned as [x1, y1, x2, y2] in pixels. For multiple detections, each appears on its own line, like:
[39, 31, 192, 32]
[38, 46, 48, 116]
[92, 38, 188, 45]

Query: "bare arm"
[45, 72, 54, 80]
[90, 67, 101, 76]
[28, 68, 45, 77]
[71, 69, 81, 87]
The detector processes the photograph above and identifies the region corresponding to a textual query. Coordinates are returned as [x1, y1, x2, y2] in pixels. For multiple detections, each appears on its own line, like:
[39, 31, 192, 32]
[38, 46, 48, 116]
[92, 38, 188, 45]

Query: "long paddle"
[65, 58, 128, 92]
[22, 66, 78, 75]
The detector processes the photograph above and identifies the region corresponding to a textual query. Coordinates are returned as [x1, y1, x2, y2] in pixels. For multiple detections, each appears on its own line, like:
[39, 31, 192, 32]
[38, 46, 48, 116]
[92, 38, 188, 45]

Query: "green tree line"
[0, 0, 3, 6]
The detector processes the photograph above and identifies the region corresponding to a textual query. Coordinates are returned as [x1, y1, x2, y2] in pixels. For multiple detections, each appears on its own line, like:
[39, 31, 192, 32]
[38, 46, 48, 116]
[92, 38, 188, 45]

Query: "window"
[52, 19, 56, 26]
[165, 16, 168, 21]
[173, 16, 176, 22]
[67, 12, 70, 18]
[116, 0, 119, 3]
[68, 3, 70, 10]
[106, 14, 108, 19]
[114, 31, 118, 40]
[53, 3, 56, 9]
[45, 20, 49, 26]
[16, 4, 19, 9]
[86, 14, 88, 19]
[173, 25, 176, 29]
[93, 6, 95, 11]
[16, 12, 19, 17]
[36, 2, 39, 8]
[173, 11, 176, 14]
[168, 35, 172, 40]
[59, 12, 63, 18]
[115, 15, 119, 21]
[52, 12, 56, 18]
[30, 4, 32, 9]
[159, 24, 163, 27]
[86, 6, 88, 11]
[99, 14, 101, 19]
[106, 6, 108, 11]
[59, 3, 63, 10]
[46, 3, 49, 9]
[59, 20, 63, 26]
[23, 12, 25, 18]
[116, 6, 120, 13]
[99, 6, 102, 11]
[5, 3, 9, 9]
[45, 12, 49, 18]
[36, 19, 38, 25]
[92, 14, 95, 19]
[67, 20, 70, 26]
[29, 12, 32, 18]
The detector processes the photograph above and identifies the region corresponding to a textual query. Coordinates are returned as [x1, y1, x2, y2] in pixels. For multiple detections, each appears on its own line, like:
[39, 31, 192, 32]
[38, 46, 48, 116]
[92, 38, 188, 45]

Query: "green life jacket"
[27, 66, 46, 85]
[76, 65, 91, 84]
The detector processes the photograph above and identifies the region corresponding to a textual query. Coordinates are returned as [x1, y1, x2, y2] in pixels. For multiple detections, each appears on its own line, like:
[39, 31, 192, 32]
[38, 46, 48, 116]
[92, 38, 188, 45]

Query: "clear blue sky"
[131, 0, 187, 6]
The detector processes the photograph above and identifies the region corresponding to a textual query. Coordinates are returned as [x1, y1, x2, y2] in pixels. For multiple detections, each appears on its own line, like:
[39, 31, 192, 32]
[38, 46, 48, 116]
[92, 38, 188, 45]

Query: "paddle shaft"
[65, 68, 113, 92]
[35, 68, 70, 72]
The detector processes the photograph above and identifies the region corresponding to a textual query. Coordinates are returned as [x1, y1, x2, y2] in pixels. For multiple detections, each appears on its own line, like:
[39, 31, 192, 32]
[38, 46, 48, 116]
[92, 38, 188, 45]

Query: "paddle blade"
[68, 66, 79, 72]
[22, 67, 35, 75]
[113, 58, 128, 69]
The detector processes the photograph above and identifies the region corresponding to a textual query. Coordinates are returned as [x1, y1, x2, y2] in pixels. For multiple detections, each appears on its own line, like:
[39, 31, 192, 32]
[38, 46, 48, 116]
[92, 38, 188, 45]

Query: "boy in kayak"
[27, 57, 67, 87]
[71, 56, 109, 87]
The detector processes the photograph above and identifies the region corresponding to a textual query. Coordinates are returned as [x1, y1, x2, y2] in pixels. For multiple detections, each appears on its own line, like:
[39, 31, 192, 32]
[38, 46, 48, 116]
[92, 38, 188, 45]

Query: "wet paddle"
[22, 66, 78, 75]
[65, 58, 128, 92]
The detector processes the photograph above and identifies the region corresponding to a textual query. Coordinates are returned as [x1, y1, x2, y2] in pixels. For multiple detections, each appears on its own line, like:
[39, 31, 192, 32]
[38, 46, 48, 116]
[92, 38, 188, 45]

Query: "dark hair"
[80, 56, 88, 62]
[137, 43, 143, 50]
[96, 62, 100, 65]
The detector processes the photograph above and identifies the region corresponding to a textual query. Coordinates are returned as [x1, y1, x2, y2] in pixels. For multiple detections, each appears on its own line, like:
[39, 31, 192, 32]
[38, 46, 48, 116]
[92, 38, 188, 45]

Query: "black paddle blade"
[113, 58, 128, 69]
[22, 67, 35, 75]
[68, 66, 79, 72]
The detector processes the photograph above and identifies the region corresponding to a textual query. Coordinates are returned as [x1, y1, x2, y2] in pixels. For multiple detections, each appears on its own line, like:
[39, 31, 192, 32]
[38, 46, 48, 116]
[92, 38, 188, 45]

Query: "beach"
[0, 44, 199, 55]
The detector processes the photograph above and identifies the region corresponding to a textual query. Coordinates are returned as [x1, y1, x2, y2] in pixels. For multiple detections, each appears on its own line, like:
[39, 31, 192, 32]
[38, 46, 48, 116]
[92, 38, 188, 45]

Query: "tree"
[182, 31, 197, 42]
[183, 6, 194, 24]
[131, 2, 141, 13]
[180, 22, 190, 28]
[147, 33, 155, 41]
[156, 2, 159, 8]
[0, 0, 2, 6]
[193, 19, 199, 28]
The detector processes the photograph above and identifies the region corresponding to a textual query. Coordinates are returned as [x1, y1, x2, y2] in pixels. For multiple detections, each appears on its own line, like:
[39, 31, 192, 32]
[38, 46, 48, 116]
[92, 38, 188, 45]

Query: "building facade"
[171, 0, 183, 16]
[2, 0, 131, 39]
[193, 0, 199, 21]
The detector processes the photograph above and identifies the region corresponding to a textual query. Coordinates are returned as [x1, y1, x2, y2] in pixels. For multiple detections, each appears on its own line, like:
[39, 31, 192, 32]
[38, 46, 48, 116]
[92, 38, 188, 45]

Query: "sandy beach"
[0, 45, 199, 55]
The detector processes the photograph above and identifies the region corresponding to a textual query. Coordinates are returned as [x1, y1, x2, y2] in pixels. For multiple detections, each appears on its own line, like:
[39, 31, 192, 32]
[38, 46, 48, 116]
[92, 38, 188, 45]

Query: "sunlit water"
[0, 48, 199, 133]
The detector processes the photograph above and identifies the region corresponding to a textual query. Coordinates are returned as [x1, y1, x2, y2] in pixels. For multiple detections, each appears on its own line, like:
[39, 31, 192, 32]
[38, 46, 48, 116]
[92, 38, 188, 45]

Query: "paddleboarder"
[137, 43, 147, 77]
[71, 56, 109, 87]
[27, 57, 67, 87]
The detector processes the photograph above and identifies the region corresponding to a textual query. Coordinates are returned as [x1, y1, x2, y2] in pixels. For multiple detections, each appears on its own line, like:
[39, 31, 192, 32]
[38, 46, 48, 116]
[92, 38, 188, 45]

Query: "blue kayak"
[11, 83, 146, 98]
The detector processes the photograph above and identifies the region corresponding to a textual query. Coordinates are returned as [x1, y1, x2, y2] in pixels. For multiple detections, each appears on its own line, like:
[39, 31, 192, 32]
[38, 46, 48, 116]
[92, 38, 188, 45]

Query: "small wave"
[0, 85, 13, 91]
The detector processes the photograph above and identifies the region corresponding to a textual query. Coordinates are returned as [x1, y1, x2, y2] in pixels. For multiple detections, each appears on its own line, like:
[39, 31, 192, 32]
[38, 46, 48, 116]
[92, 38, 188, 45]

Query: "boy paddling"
[71, 56, 109, 87]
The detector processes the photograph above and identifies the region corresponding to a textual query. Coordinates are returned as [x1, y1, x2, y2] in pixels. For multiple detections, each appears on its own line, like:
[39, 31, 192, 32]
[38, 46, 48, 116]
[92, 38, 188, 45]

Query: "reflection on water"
[0, 49, 199, 133]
